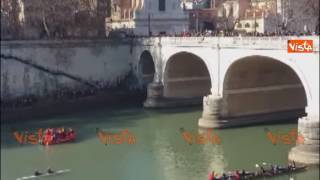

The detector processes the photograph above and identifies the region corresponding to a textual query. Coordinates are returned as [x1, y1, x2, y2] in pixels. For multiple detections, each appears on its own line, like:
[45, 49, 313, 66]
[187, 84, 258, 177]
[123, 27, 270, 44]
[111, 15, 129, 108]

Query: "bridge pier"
[143, 82, 204, 108]
[289, 116, 319, 165]
[198, 94, 223, 128]
[143, 82, 164, 108]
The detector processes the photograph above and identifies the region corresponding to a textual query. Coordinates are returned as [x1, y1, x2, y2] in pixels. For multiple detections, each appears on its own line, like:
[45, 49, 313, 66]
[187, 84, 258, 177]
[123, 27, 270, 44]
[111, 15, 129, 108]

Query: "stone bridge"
[133, 36, 319, 164]
[1, 36, 319, 164]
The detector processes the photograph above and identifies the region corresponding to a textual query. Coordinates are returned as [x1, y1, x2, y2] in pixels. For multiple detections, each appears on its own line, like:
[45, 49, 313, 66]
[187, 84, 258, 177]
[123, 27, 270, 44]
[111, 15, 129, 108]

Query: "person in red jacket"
[208, 171, 216, 180]
[67, 128, 75, 138]
[43, 129, 53, 145]
[234, 170, 241, 180]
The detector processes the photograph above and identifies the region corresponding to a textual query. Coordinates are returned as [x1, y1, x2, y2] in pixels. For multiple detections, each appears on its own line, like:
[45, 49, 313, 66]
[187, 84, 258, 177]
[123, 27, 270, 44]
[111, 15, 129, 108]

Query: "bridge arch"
[138, 50, 155, 87]
[221, 55, 308, 119]
[163, 52, 212, 98]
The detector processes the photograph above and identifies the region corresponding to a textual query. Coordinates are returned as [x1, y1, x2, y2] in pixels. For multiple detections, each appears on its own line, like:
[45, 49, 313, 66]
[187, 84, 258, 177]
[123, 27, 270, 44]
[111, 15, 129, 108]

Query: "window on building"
[255, 22, 259, 27]
[229, 6, 234, 17]
[159, 0, 166, 11]
[130, 11, 134, 19]
[237, 23, 242, 28]
[245, 23, 250, 28]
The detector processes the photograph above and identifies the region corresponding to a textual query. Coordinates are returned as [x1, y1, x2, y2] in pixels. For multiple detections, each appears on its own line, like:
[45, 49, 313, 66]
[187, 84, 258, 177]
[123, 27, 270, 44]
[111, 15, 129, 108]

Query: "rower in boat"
[271, 164, 289, 174]
[256, 164, 273, 176]
[34, 169, 42, 176]
[288, 161, 296, 170]
[208, 171, 217, 180]
[67, 128, 75, 137]
[241, 169, 255, 177]
[47, 167, 54, 174]
[233, 170, 241, 180]
[43, 129, 54, 145]
[17, 168, 71, 180]
[271, 165, 278, 174]
[218, 173, 229, 180]
[208, 171, 214, 180]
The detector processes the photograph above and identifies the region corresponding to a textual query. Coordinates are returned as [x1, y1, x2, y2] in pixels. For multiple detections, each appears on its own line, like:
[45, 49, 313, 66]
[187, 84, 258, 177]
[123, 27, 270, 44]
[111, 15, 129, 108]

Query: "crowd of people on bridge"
[117, 28, 318, 39]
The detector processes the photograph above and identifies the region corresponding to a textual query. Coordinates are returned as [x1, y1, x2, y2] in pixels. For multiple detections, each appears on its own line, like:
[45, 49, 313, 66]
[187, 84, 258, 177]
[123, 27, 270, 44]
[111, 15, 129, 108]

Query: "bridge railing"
[141, 36, 319, 51]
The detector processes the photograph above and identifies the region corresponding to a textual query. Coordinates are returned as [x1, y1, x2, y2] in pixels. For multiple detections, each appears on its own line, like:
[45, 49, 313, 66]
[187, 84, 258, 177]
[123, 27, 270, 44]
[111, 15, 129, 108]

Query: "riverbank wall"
[1, 39, 148, 122]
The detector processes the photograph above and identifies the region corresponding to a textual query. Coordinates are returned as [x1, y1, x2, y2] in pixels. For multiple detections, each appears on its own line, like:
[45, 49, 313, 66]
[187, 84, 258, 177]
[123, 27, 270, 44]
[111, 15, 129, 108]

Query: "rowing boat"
[214, 165, 306, 180]
[40, 128, 76, 145]
[16, 169, 71, 180]
[248, 165, 307, 179]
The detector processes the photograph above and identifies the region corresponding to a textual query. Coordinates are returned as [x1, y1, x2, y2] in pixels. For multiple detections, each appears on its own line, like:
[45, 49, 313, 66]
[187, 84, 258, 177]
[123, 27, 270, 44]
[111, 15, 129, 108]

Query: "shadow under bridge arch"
[221, 55, 307, 123]
[164, 52, 212, 99]
[138, 50, 155, 87]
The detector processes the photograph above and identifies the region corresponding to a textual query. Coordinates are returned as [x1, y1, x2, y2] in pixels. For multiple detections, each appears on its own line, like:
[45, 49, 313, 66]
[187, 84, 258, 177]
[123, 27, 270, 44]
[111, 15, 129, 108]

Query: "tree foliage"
[1, 0, 110, 39]
[285, 0, 319, 33]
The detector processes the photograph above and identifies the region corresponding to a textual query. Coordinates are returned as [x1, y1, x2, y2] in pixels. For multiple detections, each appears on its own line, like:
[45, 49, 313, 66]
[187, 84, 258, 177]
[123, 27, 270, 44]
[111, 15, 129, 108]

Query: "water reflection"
[198, 128, 228, 175]
[151, 127, 228, 180]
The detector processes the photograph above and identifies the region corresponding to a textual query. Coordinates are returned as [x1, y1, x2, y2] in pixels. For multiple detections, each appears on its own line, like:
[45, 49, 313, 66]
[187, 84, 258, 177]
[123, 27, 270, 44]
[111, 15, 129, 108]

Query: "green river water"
[1, 106, 319, 180]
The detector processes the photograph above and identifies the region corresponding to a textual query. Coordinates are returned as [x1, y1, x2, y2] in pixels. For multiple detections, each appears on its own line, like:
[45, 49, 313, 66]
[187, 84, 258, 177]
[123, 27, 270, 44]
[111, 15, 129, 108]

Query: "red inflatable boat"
[40, 128, 76, 145]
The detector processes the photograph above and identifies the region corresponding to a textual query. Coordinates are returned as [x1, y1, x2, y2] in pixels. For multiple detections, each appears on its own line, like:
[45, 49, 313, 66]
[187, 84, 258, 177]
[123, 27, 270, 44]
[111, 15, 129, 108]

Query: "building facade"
[235, 15, 279, 34]
[133, 0, 189, 36]
[188, 8, 219, 32]
[105, 0, 143, 32]
[235, 0, 319, 34]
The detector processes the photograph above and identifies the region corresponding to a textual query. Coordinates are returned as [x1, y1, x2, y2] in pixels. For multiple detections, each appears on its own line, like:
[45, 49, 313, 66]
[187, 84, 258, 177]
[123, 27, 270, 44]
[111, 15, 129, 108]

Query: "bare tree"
[1, 0, 22, 39]
[282, 0, 319, 33]
[1, 0, 111, 39]
[36, 0, 80, 38]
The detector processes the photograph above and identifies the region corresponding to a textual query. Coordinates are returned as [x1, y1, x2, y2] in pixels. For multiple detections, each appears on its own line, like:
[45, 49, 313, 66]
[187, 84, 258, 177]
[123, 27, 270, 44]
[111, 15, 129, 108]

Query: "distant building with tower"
[106, 0, 189, 36]
[133, 0, 189, 36]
